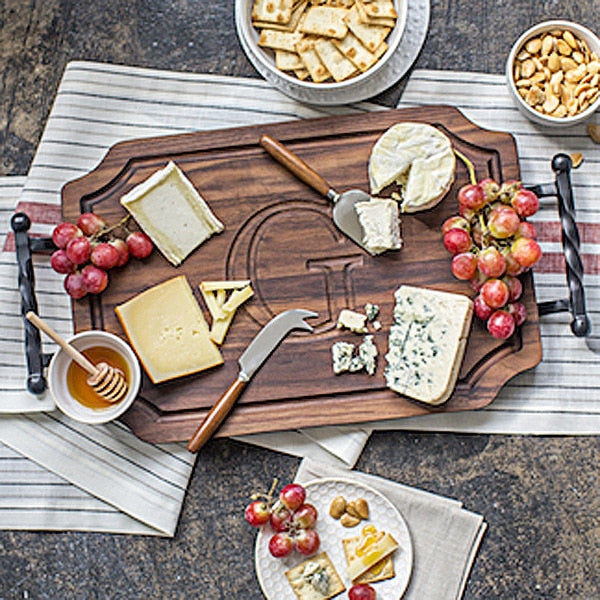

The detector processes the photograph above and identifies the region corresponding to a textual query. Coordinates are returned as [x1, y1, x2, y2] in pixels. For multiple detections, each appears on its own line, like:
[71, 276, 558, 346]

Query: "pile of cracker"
[252, 0, 398, 83]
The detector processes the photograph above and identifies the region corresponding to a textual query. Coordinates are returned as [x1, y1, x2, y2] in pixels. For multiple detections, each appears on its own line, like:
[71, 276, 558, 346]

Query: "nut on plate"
[329, 495, 347, 519]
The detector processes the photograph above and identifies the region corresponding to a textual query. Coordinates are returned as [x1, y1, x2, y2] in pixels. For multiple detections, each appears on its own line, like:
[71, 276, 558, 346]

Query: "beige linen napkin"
[295, 458, 486, 600]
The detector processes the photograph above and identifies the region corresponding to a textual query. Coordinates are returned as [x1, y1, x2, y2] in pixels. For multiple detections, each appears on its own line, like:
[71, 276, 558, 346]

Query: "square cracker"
[334, 31, 380, 72]
[252, 0, 294, 24]
[299, 6, 350, 39]
[344, 3, 390, 51]
[285, 552, 346, 600]
[341, 536, 396, 584]
[253, 0, 308, 31]
[314, 38, 358, 81]
[275, 49, 305, 70]
[296, 38, 331, 82]
[358, 0, 397, 19]
[259, 29, 304, 52]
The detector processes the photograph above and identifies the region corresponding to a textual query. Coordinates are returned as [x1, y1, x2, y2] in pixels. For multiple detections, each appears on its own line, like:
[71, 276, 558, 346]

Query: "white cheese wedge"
[120, 161, 224, 266]
[368, 122, 456, 212]
[355, 197, 402, 255]
[337, 309, 368, 333]
[384, 285, 473, 405]
[115, 275, 223, 384]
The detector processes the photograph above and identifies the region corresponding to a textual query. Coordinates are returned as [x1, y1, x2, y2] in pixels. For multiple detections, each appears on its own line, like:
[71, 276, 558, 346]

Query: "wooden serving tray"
[62, 106, 542, 444]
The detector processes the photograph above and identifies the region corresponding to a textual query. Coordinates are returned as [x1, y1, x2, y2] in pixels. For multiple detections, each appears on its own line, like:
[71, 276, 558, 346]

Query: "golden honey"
[66, 346, 130, 409]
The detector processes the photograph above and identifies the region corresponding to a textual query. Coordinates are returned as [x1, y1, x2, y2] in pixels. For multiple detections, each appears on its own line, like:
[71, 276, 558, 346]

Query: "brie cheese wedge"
[355, 197, 402, 255]
[368, 122, 455, 213]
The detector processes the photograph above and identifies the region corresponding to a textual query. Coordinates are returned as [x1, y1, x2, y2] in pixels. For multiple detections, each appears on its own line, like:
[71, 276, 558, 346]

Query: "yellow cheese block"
[115, 275, 223, 384]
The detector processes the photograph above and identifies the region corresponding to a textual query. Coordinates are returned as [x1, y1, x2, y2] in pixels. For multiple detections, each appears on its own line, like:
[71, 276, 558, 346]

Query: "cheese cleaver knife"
[187, 308, 317, 452]
[259, 134, 367, 249]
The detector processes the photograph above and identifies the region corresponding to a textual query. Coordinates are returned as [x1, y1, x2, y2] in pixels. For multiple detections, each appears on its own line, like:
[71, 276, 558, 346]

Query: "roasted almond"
[340, 513, 361, 527]
[329, 495, 346, 519]
[354, 498, 369, 520]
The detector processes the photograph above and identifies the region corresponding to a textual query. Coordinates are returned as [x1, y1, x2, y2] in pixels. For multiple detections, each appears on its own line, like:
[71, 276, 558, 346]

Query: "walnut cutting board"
[61, 106, 542, 444]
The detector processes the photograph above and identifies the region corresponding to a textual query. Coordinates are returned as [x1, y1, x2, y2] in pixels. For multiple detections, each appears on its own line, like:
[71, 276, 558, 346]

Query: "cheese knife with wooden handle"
[187, 309, 317, 452]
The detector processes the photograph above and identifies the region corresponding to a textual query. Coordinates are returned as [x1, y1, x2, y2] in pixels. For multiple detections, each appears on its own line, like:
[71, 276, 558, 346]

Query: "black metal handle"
[528, 153, 590, 337]
[10, 212, 52, 394]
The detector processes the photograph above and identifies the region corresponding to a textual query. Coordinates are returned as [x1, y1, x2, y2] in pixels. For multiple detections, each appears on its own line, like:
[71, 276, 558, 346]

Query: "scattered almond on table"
[252, 0, 398, 83]
[512, 27, 600, 118]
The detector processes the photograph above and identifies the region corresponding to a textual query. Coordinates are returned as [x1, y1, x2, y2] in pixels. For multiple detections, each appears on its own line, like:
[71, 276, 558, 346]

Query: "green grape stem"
[454, 149, 478, 185]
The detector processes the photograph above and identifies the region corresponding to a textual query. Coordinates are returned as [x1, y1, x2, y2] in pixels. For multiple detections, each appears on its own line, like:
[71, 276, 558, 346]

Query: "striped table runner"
[0, 62, 378, 534]
[374, 69, 600, 434]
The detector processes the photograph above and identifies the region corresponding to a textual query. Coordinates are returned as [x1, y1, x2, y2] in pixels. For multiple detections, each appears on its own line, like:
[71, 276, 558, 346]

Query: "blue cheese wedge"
[120, 161, 224, 266]
[332, 341, 355, 375]
[355, 197, 402, 255]
[384, 285, 473, 405]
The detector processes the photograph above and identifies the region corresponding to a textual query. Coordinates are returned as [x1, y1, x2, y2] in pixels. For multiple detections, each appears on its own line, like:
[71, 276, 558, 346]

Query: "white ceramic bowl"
[236, 0, 407, 104]
[506, 20, 600, 127]
[48, 330, 141, 425]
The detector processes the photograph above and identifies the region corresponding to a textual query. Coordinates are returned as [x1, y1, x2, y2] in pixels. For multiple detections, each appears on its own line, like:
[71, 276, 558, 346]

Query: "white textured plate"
[255, 477, 413, 599]
[235, 0, 430, 105]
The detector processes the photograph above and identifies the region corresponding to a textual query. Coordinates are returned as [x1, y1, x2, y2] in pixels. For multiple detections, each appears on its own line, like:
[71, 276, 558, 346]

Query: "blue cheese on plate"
[384, 285, 473, 405]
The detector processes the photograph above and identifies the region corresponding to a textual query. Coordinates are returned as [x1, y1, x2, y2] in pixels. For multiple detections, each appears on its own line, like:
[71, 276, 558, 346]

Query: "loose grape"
[293, 528, 320, 556]
[479, 178, 500, 201]
[66, 236, 92, 265]
[64, 272, 87, 299]
[279, 483, 306, 511]
[458, 183, 487, 210]
[515, 221, 537, 240]
[81, 264, 108, 294]
[77, 212, 106, 237]
[50, 249, 75, 274]
[126, 231, 153, 259]
[477, 246, 506, 278]
[244, 500, 270, 527]
[52, 222, 82, 249]
[511, 237, 542, 268]
[480, 278, 510, 309]
[474, 294, 494, 321]
[268, 532, 294, 558]
[487, 310, 516, 339]
[451, 252, 477, 280]
[507, 301, 527, 326]
[442, 215, 470, 235]
[91, 242, 119, 270]
[443, 228, 472, 255]
[502, 275, 523, 301]
[487, 206, 520, 239]
[511, 189, 540, 217]
[109, 238, 130, 267]
[349, 584, 376, 600]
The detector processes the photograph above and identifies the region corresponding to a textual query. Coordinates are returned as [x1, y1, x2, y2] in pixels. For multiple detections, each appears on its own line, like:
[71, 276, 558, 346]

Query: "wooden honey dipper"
[25, 311, 128, 403]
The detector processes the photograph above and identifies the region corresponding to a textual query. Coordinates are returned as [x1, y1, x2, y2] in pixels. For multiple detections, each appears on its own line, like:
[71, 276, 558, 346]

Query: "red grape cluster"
[50, 213, 153, 299]
[244, 482, 320, 558]
[442, 175, 542, 339]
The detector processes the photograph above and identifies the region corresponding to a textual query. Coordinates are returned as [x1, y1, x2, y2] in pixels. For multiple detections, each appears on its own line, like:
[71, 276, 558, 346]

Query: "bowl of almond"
[506, 20, 600, 126]
[236, 0, 408, 105]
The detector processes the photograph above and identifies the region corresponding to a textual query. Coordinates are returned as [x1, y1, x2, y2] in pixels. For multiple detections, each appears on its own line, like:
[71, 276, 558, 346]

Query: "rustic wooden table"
[1, 1, 599, 598]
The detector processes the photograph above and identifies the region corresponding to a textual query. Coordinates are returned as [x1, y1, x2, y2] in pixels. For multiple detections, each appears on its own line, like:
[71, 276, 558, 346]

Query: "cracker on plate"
[285, 551, 346, 600]
[342, 536, 395, 584]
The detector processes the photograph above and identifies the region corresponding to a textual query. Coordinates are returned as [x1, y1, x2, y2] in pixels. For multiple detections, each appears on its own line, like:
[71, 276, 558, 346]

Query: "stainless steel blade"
[238, 309, 317, 380]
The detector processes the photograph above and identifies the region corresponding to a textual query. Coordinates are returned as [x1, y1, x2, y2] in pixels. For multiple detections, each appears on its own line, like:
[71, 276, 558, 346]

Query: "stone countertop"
[1, 1, 599, 598]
